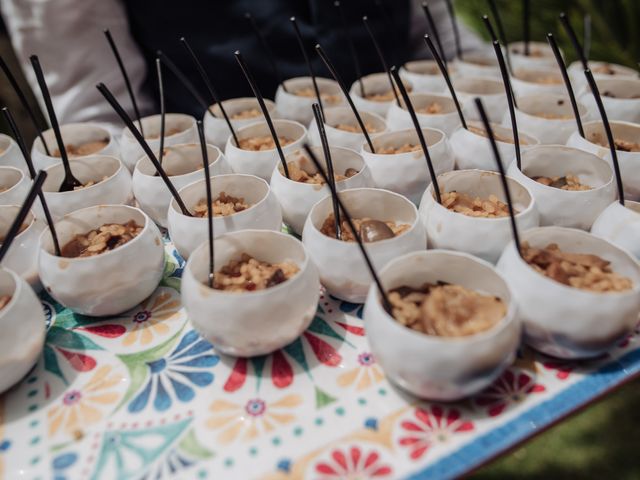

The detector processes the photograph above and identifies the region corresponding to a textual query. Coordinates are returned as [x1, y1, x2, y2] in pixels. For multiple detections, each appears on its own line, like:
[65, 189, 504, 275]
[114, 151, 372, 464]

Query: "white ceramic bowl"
[386, 92, 461, 136]
[364, 250, 520, 401]
[498, 226, 640, 358]
[400, 60, 447, 93]
[120, 114, 197, 171]
[39, 205, 165, 316]
[349, 72, 412, 117]
[0, 268, 46, 394]
[270, 146, 372, 234]
[31, 122, 118, 172]
[566, 120, 640, 201]
[508, 41, 559, 71]
[360, 128, 454, 204]
[168, 174, 283, 260]
[308, 106, 388, 152]
[275, 77, 344, 124]
[302, 187, 426, 303]
[224, 119, 307, 181]
[568, 60, 639, 92]
[419, 169, 539, 263]
[591, 200, 640, 259]
[451, 121, 539, 171]
[182, 230, 320, 357]
[42, 155, 133, 220]
[0, 166, 29, 207]
[451, 51, 501, 79]
[0, 206, 44, 291]
[454, 76, 508, 123]
[578, 77, 640, 124]
[511, 68, 565, 98]
[203, 97, 279, 149]
[0, 134, 26, 173]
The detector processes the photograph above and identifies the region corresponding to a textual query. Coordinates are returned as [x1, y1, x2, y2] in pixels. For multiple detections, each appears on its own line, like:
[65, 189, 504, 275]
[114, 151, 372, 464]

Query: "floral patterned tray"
[2, 239, 640, 480]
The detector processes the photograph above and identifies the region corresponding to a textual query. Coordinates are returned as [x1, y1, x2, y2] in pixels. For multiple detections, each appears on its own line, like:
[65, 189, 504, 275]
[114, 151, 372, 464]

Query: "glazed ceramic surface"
[0, 134, 27, 173]
[399, 61, 447, 94]
[591, 201, 640, 259]
[275, 77, 344, 124]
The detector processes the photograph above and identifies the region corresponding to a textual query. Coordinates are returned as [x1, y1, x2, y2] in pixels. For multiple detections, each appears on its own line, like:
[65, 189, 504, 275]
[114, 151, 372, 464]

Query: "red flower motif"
[314, 446, 392, 479]
[77, 324, 126, 338]
[542, 360, 576, 380]
[398, 406, 474, 460]
[474, 369, 546, 416]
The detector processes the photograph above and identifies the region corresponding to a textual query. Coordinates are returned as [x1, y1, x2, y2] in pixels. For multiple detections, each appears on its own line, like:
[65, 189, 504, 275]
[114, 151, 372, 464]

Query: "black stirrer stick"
[390, 66, 442, 204]
[0, 55, 50, 155]
[487, 0, 514, 74]
[315, 44, 376, 153]
[584, 69, 625, 205]
[96, 82, 192, 216]
[334, 1, 366, 98]
[474, 98, 522, 258]
[444, 0, 462, 60]
[290, 16, 325, 122]
[482, 15, 517, 103]
[30, 55, 81, 192]
[234, 51, 290, 179]
[156, 59, 166, 167]
[197, 120, 215, 288]
[422, 2, 447, 69]
[547, 33, 585, 138]
[2, 107, 60, 256]
[312, 103, 341, 239]
[492, 40, 522, 169]
[104, 29, 144, 136]
[523, 0, 530, 56]
[303, 144, 392, 312]
[180, 37, 239, 146]
[424, 35, 467, 130]
[245, 12, 287, 92]
[559, 12, 588, 70]
[0, 170, 47, 263]
[362, 16, 400, 106]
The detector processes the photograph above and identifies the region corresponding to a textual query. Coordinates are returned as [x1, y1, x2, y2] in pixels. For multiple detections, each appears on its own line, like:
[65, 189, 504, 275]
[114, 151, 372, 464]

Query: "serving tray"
[2, 239, 639, 479]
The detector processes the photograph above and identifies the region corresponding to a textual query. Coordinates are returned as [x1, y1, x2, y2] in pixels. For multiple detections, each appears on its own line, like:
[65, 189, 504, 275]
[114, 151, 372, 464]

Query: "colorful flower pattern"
[337, 352, 385, 390]
[313, 445, 392, 479]
[474, 369, 546, 416]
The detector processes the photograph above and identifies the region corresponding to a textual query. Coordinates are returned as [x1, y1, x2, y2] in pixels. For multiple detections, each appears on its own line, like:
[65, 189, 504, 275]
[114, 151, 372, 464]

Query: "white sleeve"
[0, 0, 154, 130]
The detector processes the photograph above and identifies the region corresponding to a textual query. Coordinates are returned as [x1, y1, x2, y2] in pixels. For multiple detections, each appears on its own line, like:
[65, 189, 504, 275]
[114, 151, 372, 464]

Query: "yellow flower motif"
[122, 291, 180, 347]
[206, 394, 302, 445]
[48, 366, 123, 437]
[337, 352, 385, 391]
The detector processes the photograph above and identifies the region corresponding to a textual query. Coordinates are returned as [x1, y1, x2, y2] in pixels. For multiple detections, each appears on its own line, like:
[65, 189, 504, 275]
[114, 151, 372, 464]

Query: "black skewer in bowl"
[303, 144, 392, 312]
[312, 103, 341, 239]
[290, 16, 325, 122]
[547, 33, 585, 138]
[474, 98, 523, 258]
[482, 15, 517, 105]
[390, 66, 442, 204]
[0, 170, 47, 262]
[0, 55, 50, 155]
[584, 69, 625, 206]
[523, 0, 530, 56]
[444, 0, 462, 60]
[422, 2, 447, 69]
[104, 29, 145, 136]
[245, 12, 287, 92]
[97, 82, 192, 216]
[156, 58, 166, 168]
[559, 12, 588, 70]
[30, 55, 82, 192]
[2, 107, 60, 256]
[424, 34, 467, 130]
[315, 44, 376, 153]
[334, 1, 366, 98]
[197, 120, 215, 288]
[362, 16, 400, 106]
[180, 37, 239, 146]
[234, 51, 290, 179]
[487, 0, 514, 74]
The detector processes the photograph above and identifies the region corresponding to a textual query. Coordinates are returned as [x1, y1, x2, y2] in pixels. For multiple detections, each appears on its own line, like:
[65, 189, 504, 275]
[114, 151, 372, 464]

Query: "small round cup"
[451, 121, 539, 171]
[308, 106, 388, 151]
[42, 155, 133, 220]
[451, 50, 501, 79]
[360, 128, 454, 204]
[275, 77, 344, 124]
[133, 143, 231, 227]
[399, 60, 447, 93]
[0, 166, 29, 207]
[578, 77, 640, 124]
[120, 114, 197, 171]
[0, 268, 46, 394]
[454, 76, 508, 123]
[270, 146, 372, 234]
[566, 120, 640, 201]
[498, 226, 640, 359]
[302, 187, 426, 303]
[203, 97, 279, 149]
[568, 60, 639, 92]
[508, 41, 559, 71]
[364, 249, 520, 400]
[591, 201, 640, 259]
[224, 119, 307, 181]
[507, 145, 615, 229]
[168, 174, 283, 260]
[39, 204, 165, 316]
[511, 68, 565, 98]
[386, 93, 461, 136]
[182, 230, 320, 357]
[0, 134, 27, 173]
[508, 93, 591, 145]
[31, 122, 119, 172]
[0, 206, 44, 291]
[349, 72, 412, 117]
[419, 169, 540, 263]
